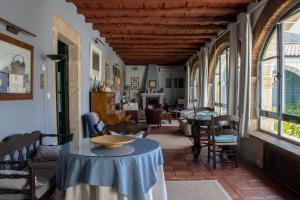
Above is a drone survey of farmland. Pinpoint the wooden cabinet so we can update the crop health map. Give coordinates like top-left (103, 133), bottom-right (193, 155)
top-left (90, 92), bottom-right (130, 125)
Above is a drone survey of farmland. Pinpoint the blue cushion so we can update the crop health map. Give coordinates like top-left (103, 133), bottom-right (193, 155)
top-left (83, 114), bottom-right (101, 137)
top-left (95, 121), bottom-right (106, 133)
top-left (211, 135), bottom-right (237, 143)
top-left (199, 125), bottom-right (208, 129)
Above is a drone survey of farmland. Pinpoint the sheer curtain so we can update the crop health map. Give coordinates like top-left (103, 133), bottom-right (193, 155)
top-left (228, 24), bottom-right (239, 115)
top-left (184, 61), bottom-right (190, 109)
top-left (238, 13), bottom-right (252, 138)
top-left (197, 48), bottom-right (209, 107)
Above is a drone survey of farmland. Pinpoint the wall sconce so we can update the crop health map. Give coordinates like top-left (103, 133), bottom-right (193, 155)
top-left (46, 54), bottom-right (65, 62)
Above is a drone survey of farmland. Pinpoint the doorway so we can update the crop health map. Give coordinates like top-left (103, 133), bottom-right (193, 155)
top-left (56, 40), bottom-right (70, 143)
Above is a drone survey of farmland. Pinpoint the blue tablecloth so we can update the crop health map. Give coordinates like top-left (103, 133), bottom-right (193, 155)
top-left (56, 138), bottom-right (164, 200)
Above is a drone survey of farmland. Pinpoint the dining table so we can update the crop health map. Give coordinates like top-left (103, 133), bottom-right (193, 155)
top-left (186, 112), bottom-right (218, 160)
top-left (56, 137), bottom-right (167, 200)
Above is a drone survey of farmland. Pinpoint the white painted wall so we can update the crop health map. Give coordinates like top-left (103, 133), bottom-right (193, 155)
top-left (158, 66), bottom-right (185, 104)
top-left (0, 0), bottom-right (124, 140)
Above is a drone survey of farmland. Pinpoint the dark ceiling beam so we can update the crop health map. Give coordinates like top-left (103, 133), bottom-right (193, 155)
top-left (106, 39), bottom-right (208, 44)
top-left (102, 33), bottom-right (215, 39)
top-left (110, 44), bottom-right (201, 49)
top-left (115, 49), bottom-right (197, 53)
top-left (86, 16), bottom-right (235, 26)
top-left (96, 25), bottom-right (223, 34)
top-left (119, 52), bottom-right (193, 55)
top-left (77, 7), bottom-right (241, 17)
top-left (68, 0), bottom-right (254, 4)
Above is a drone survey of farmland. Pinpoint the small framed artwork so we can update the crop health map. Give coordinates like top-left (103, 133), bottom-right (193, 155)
top-left (131, 77), bottom-right (139, 84)
top-left (131, 84), bottom-right (139, 90)
top-left (149, 80), bottom-right (156, 88)
top-left (0, 32), bottom-right (34, 100)
top-left (90, 43), bottom-right (102, 81)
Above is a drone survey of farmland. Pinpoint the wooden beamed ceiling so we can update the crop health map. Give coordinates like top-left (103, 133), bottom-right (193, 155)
top-left (67, 0), bottom-right (254, 65)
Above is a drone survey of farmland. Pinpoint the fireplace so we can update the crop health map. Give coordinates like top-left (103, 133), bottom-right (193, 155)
top-left (141, 93), bottom-right (164, 110)
top-left (146, 97), bottom-right (159, 106)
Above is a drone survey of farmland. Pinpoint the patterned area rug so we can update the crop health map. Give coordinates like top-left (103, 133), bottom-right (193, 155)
top-left (166, 180), bottom-right (232, 200)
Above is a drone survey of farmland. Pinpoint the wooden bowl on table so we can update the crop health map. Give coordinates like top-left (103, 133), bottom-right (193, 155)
top-left (90, 135), bottom-right (135, 149)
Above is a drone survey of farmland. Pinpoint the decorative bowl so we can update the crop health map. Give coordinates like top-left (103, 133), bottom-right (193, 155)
top-left (90, 135), bottom-right (135, 149)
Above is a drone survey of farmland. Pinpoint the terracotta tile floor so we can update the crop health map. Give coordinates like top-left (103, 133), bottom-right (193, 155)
top-left (151, 126), bottom-right (299, 200)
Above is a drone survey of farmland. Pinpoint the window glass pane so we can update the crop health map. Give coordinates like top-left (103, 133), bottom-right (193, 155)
top-left (260, 116), bottom-right (278, 134)
top-left (281, 121), bottom-right (300, 142)
top-left (261, 58), bottom-right (278, 112)
top-left (214, 60), bottom-right (220, 104)
top-left (215, 106), bottom-right (221, 114)
top-left (283, 11), bottom-right (300, 116)
top-left (220, 49), bottom-right (228, 114)
top-left (262, 31), bottom-right (277, 59)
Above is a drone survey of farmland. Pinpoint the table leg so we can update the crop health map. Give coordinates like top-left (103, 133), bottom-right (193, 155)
top-left (193, 125), bottom-right (201, 160)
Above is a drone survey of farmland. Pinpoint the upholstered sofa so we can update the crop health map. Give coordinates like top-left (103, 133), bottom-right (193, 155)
top-left (0, 131), bottom-right (72, 200)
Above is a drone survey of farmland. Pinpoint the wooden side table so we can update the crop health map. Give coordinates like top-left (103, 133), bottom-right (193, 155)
top-left (161, 112), bottom-right (172, 124)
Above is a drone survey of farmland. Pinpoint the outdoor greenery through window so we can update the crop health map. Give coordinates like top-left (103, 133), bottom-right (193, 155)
top-left (213, 48), bottom-right (229, 114)
top-left (259, 7), bottom-right (300, 143)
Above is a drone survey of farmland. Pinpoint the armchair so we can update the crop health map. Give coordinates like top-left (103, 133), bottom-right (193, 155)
top-left (145, 108), bottom-right (162, 128)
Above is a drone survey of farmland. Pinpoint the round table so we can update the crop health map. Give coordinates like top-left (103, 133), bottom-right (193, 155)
top-left (56, 138), bottom-right (167, 200)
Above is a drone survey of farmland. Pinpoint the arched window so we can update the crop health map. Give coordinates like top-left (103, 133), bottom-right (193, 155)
top-left (190, 64), bottom-right (199, 107)
top-left (213, 47), bottom-right (229, 114)
top-left (259, 6), bottom-right (300, 143)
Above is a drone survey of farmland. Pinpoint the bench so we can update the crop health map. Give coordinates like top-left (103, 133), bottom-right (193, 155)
top-left (0, 131), bottom-right (72, 200)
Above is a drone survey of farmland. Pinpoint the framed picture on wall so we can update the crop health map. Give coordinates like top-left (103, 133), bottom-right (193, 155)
top-left (131, 77), bottom-right (139, 84)
top-left (90, 43), bottom-right (102, 81)
top-left (149, 80), bottom-right (156, 88)
top-left (131, 84), bottom-right (139, 90)
top-left (0, 32), bottom-right (33, 100)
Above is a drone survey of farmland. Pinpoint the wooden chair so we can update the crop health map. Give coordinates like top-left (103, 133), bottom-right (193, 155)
top-left (191, 107), bottom-right (215, 160)
top-left (208, 115), bottom-right (240, 169)
top-left (145, 108), bottom-right (162, 128)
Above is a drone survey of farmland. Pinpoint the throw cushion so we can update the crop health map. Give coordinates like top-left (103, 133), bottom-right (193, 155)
top-left (88, 112), bottom-right (100, 125)
top-left (147, 105), bottom-right (154, 109)
top-left (0, 170), bottom-right (44, 190)
top-left (0, 170), bottom-right (28, 190)
top-left (211, 135), bottom-right (238, 143)
top-left (34, 145), bottom-right (61, 162)
top-left (94, 121), bottom-right (106, 133)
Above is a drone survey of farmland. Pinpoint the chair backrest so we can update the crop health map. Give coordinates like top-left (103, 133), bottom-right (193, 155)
top-left (194, 107), bottom-right (214, 115)
top-left (0, 131), bottom-right (42, 162)
top-left (145, 108), bottom-right (162, 124)
top-left (212, 115), bottom-right (240, 137)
